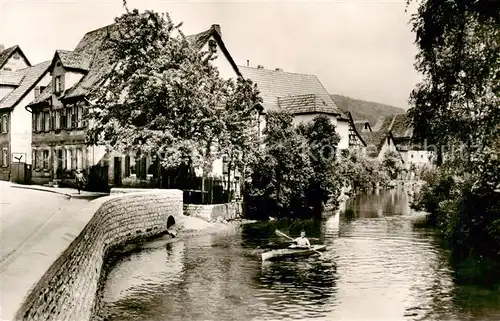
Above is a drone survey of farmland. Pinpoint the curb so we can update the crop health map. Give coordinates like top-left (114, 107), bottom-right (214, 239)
top-left (9, 184), bottom-right (108, 200)
top-left (10, 184), bottom-right (72, 198)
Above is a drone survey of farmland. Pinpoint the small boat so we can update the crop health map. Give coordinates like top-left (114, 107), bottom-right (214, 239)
top-left (261, 245), bottom-right (327, 261)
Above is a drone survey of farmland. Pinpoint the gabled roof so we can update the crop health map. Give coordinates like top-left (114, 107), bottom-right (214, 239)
top-left (361, 130), bottom-right (394, 157)
top-left (390, 113), bottom-right (413, 138)
top-left (30, 23), bottom-right (239, 107)
top-left (52, 50), bottom-right (92, 71)
top-left (185, 24), bottom-right (241, 78)
top-left (238, 66), bottom-right (343, 117)
top-left (0, 61), bottom-right (50, 110)
top-left (0, 45), bottom-right (31, 70)
top-left (0, 69), bottom-right (29, 86)
top-left (353, 119), bottom-right (371, 134)
top-left (347, 112), bottom-right (367, 147)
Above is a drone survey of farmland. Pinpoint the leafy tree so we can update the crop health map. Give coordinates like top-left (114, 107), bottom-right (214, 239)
top-left (382, 150), bottom-right (403, 180)
top-left (218, 78), bottom-right (262, 195)
top-left (86, 9), bottom-right (230, 174)
top-left (407, 0), bottom-right (500, 283)
top-left (407, 0), bottom-right (499, 162)
top-left (246, 110), bottom-right (314, 219)
top-left (297, 115), bottom-right (342, 212)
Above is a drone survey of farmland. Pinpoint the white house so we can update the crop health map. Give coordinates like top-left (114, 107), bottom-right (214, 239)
top-left (0, 45), bottom-right (51, 181)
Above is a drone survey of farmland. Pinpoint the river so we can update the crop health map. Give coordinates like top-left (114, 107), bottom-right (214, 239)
top-left (98, 188), bottom-right (500, 321)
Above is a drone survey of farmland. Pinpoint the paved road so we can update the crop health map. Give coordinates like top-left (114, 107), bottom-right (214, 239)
top-left (0, 182), bottom-right (89, 267)
top-left (1, 181), bottom-right (94, 320)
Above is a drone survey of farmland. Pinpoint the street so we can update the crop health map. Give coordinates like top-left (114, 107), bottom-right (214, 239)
top-left (0, 182), bottom-right (89, 268)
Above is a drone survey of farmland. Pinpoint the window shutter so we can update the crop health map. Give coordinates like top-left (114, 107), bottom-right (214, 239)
top-left (0, 116), bottom-right (3, 133)
top-left (71, 114), bottom-right (76, 128)
top-left (34, 86), bottom-right (40, 99)
top-left (6, 114), bottom-right (9, 133)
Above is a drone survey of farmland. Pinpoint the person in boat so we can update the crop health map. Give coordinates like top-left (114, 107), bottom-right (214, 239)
top-left (292, 230), bottom-right (311, 248)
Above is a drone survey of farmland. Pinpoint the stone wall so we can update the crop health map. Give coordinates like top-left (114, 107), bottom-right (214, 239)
top-left (14, 190), bottom-right (183, 321)
top-left (184, 202), bottom-right (242, 222)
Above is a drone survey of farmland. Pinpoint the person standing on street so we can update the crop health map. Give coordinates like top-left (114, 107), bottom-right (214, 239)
top-left (75, 169), bottom-right (86, 194)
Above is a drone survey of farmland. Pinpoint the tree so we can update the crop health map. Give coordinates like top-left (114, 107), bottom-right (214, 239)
top-left (86, 9), bottom-right (230, 175)
top-left (382, 150), bottom-right (403, 180)
top-left (218, 78), bottom-right (262, 197)
top-left (246, 110), bottom-right (314, 219)
top-left (297, 115), bottom-right (342, 212)
top-left (407, 0), bottom-right (499, 162)
top-left (407, 0), bottom-right (500, 282)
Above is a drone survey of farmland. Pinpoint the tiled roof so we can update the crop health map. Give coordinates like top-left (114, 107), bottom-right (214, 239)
top-left (361, 130), bottom-right (390, 156)
top-left (238, 66), bottom-right (343, 116)
top-left (55, 50), bottom-right (92, 71)
top-left (0, 69), bottom-right (28, 86)
top-left (0, 46), bottom-right (18, 69)
top-left (0, 45), bottom-right (31, 69)
top-left (30, 23), bottom-right (237, 106)
top-left (390, 113), bottom-right (413, 138)
top-left (277, 94), bottom-right (333, 114)
top-left (0, 61), bottom-right (50, 110)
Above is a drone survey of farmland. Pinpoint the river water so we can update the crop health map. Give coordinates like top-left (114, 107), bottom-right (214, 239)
top-left (98, 188), bottom-right (500, 321)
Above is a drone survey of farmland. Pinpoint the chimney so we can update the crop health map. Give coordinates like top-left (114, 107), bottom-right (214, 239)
top-left (275, 68), bottom-right (283, 72)
top-left (247, 60), bottom-right (249, 67)
top-left (212, 24), bottom-right (221, 36)
top-left (257, 65), bottom-right (264, 69)
top-left (0, 44), bottom-right (4, 53)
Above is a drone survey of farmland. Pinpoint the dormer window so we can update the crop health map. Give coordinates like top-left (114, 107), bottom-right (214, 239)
top-left (208, 39), bottom-right (217, 54)
top-left (54, 76), bottom-right (63, 93)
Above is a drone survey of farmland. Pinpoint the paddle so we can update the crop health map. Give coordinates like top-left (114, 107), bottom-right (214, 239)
top-left (275, 230), bottom-right (324, 258)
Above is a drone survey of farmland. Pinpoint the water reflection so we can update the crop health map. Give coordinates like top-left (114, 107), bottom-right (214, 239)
top-left (99, 188), bottom-right (500, 321)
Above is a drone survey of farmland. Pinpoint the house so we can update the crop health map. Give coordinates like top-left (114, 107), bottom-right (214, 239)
top-left (359, 116), bottom-right (398, 160)
top-left (387, 113), bottom-right (434, 168)
top-left (26, 23), bottom-right (249, 195)
top-left (237, 66), bottom-right (365, 152)
top-left (0, 45), bottom-right (31, 72)
top-left (0, 45), bottom-right (51, 181)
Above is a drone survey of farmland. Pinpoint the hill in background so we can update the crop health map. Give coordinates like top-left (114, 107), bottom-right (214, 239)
top-left (331, 94), bottom-right (406, 125)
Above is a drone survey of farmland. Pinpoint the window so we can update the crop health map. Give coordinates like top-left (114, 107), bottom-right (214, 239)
top-left (3, 67), bottom-right (12, 71)
top-left (208, 39), bottom-right (217, 53)
top-left (387, 137), bottom-right (391, 145)
top-left (1, 148), bottom-right (8, 167)
top-left (1, 114), bottom-right (8, 133)
top-left (76, 148), bottom-right (83, 170)
top-left (66, 108), bottom-right (72, 129)
top-left (71, 149), bottom-right (76, 170)
top-left (42, 150), bottom-right (49, 169)
top-left (411, 154), bottom-right (414, 159)
top-left (66, 149), bottom-right (72, 169)
top-left (44, 111), bottom-right (50, 131)
top-left (13, 52), bottom-right (20, 60)
top-left (129, 156), bottom-right (136, 176)
top-left (55, 76), bottom-right (62, 93)
top-left (32, 150), bottom-right (36, 166)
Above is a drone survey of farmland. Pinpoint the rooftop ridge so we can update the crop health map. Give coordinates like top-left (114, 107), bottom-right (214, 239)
top-left (237, 65), bottom-right (319, 78)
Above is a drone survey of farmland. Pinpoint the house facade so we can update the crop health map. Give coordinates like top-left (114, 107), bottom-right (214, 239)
top-left (26, 23), bottom-right (248, 195)
top-left (0, 45), bottom-right (51, 181)
top-left (237, 66), bottom-right (363, 154)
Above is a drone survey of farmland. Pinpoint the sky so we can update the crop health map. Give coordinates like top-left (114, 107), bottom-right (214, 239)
top-left (0, 0), bottom-right (422, 109)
